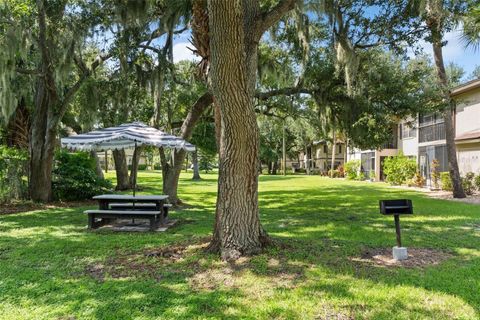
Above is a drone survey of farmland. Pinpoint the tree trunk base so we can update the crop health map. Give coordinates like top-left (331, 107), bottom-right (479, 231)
top-left (205, 229), bottom-right (273, 261)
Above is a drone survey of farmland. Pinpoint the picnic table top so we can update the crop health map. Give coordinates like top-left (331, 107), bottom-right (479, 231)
top-left (92, 194), bottom-right (169, 201)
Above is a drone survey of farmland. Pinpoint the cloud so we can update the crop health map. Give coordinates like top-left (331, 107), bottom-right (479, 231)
top-left (172, 42), bottom-right (200, 63)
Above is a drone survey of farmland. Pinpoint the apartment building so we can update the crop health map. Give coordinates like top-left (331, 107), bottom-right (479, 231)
top-left (348, 78), bottom-right (480, 182)
top-left (297, 140), bottom-right (346, 173)
top-left (347, 128), bottom-right (399, 180)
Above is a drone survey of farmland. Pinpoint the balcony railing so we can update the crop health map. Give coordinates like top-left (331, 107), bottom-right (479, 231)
top-left (419, 123), bottom-right (446, 143)
top-left (382, 140), bottom-right (398, 149)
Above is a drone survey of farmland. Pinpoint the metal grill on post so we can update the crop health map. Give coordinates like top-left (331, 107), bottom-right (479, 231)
top-left (379, 199), bottom-right (413, 260)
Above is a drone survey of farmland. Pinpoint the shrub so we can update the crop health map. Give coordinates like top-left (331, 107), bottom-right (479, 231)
top-left (412, 171), bottom-right (426, 188)
top-left (369, 171), bottom-right (376, 181)
top-left (383, 152), bottom-right (417, 185)
top-left (328, 169), bottom-right (340, 178)
top-left (138, 164), bottom-right (147, 171)
top-left (344, 160), bottom-right (360, 180)
top-left (440, 172), bottom-right (452, 191)
top-left (359, 172), bottom-right (368, 181)
top-left (462, 172), bottom-right (475, 196)
top-left (431, 159), bottom-right (441, 189)
top-left (53, 151), bottom-right (112, 201)
top-left (0, 146), bottom-right (28, 203)
top-left (337, 164), bottom-right (345, 178)
top-left (475, 174), bottom-right (480, 191)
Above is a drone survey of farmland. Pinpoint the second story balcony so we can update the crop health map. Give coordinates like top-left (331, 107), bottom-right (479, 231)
top-left (419, 122), bottom-right (446, 143)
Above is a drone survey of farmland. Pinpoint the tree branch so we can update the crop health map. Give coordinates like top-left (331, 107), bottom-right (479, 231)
top-left (180, 92), bottom-right (213, 140)
top-left (255, 0), bottom-right (298, 41)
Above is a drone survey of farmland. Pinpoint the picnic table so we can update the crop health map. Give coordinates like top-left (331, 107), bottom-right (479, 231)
top-left (85, 194), bottom-right (170, 231)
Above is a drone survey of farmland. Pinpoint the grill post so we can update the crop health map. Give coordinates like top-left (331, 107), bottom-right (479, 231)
top-left (394, 214), bottom-right (401, 247)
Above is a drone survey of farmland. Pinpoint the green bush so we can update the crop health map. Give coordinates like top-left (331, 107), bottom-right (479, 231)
top-left (354, 171), bottom-right (367, 181)
top-left (462, 172), bottom-right (475, 196)
top-left (138, 164), bottom-right (147, 170)
top-left (53, 151), bottom-right (112, 201)
top-left (383, 152), bottom-right (417, 185)
top-left (440, 172), bottom-right (452, 191)
top-left (475, 174), bottom-right (480, 191)
top-left (344, 160), bottom-right (360, 180)
top-left (0, 146), bottom-right (28, 203)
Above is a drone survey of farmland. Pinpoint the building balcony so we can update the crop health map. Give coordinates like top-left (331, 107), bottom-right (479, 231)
top-left (419, 123), bottom-right (446, 143)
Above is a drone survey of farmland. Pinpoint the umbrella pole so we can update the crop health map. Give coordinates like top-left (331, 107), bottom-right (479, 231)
top-left (133, 141), bottom-right (137, 198)
top-left (132, 142), bottom-right (137, 225)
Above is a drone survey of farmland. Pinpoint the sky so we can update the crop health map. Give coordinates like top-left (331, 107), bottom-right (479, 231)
top-left (171, 27), bottom-right (480, 81)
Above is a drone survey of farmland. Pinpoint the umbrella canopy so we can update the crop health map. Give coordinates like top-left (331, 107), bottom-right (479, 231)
top-left (61, 122), bottom-right (195, 152)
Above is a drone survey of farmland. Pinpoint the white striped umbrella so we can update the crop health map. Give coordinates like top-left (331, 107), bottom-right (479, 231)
top-left (60, 122), bottom-right (195, 196)
top-left (61, 122), bottom-right (195, 152)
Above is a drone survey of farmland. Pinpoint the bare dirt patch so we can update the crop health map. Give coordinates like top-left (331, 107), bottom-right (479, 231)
top-left (351, 248), bottom-right (452, 268)
top-left (84, 237), bottom-right (210, 282)
top-left (1, 200), bottom-right (96, 215)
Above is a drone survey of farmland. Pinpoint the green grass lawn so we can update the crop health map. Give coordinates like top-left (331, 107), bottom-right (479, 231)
top-left (1, 172), bottom-right (480, 319)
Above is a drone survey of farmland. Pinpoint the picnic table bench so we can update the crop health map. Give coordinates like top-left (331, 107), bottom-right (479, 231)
top-left (86, 195), bottom-right (170, 231)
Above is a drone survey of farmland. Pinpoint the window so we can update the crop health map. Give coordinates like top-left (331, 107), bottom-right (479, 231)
top-left (419, 113), bottom-right (444, 127)
top-left (323, 145), bottom-right (328, 154)
top-left (419, 144), bottom-right (448, 179)
top-left (361, 152), bottom-right (375, 177)
top-left (401, 123), bottom-right (417, 139)
top-left (338, 145), bottom-right (342, 154)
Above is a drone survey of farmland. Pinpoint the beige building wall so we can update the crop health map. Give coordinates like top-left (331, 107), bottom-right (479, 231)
top-left (455, 87), bottom-right (480, 137)
top-left (453, 83), bottom-right (480, 175)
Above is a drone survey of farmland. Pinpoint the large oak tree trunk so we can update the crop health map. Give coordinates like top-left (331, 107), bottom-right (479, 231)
top-left (29, 64), bottom-right (57, 202)
top-left (112, 149), bottom-right (130, 190)
top-left (207, 1), bottom-right (268, 259)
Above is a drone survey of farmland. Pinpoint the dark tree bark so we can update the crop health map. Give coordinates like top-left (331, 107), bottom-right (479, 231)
top-left (426, 7), bottom-right (466, 198)
top-left (192, 149), bottom-right (201, 180)
top-left (206, 0), bottom-right (296, 260)
top-left (161, 92), bottom-right (213, 204)
top-left (129, 146), bottom-right (143, 188)
top-left (112, 149), bottom-right (130, 190)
